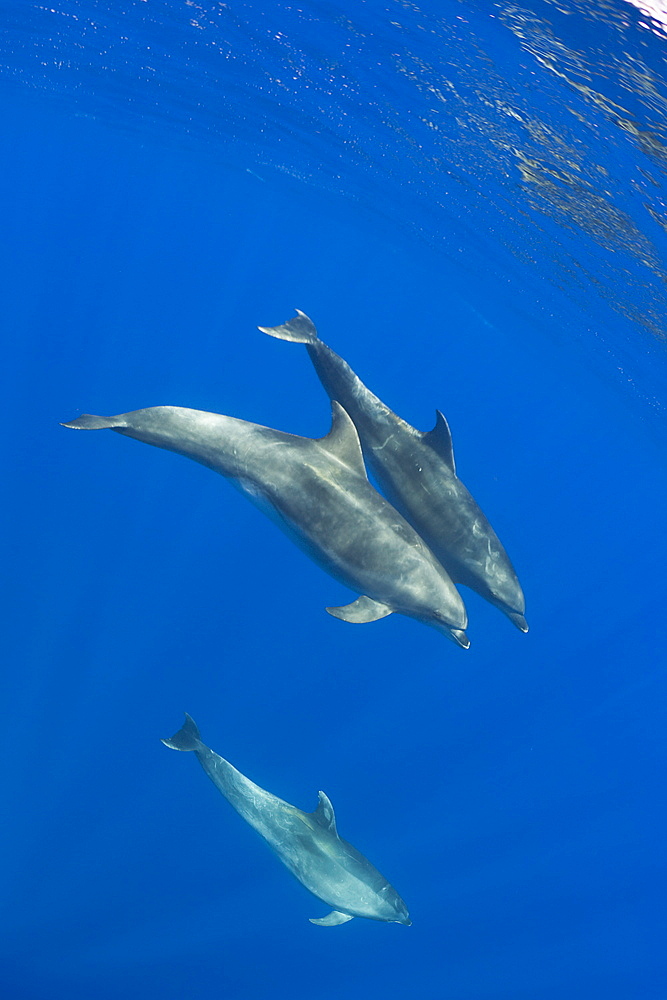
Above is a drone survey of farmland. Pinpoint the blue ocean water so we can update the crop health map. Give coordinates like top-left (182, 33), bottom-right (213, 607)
top-left (1, 1), bottom-right (666, 997)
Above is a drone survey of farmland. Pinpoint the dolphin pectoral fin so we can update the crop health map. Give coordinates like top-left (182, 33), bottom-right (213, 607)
top-left (508, 612), bottom-right (529, 633)
top-left (258, 309), bottom-right (319, 344)
top-left (61, 413), bottom-right (129, 430)
top-left (422, 409), bottom-right (456, 473)
top-left (318, 402), bottom-right (368, 479)
top-left (309, 910), bottom-right (354, 927)
top-left (326, 596), bottom-right (393, 624)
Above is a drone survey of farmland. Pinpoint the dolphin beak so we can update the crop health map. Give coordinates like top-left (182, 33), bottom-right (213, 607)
top-left (430, 618), bottom-right (471, 648)
top-left (508, 611), bottom-right (529, 633)
top-left (450, 628), bottom-right (470, 649)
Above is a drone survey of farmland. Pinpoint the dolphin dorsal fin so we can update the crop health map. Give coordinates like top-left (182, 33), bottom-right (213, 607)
top-left (312, 790), bottom-right (338, 834)
top-left (317, 402), bottom-right (367, 479)
top-left (422, 409), bottom-right (456, 474)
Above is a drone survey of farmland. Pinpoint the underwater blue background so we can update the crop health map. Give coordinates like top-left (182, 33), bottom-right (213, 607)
top-left (1, 1), bottom-right (666, 997)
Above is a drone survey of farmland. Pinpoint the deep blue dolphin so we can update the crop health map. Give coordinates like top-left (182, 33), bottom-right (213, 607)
top-left (259, 311), bottom-right (527, 632)
top-left (162, 714), bottom-right (411, 927)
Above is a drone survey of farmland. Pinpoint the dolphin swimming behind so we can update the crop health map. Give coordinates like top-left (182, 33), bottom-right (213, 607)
top-left (62, 400), bottom-right (469, 646)
top-left (162, 714), bottom-right (411, 927)
top-left (259, 311), bottom-right (528, 632)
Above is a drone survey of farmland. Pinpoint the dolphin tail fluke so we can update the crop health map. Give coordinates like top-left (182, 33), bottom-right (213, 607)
top-left (258, 309), bottom-right (319, 344)
top-left (161, 713), bottom-right (202, 751)
top-left (309, 910), bottom-right (354, 927)
top-left (60, 413), bottom-right (129, 430)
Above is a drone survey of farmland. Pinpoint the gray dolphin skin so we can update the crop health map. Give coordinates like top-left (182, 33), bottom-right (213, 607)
top-left (162, 714), bottom-right (411, 927)
top-left (62, 401), bottom-right (469, 646)
top-left (259, 311), bottom-right (527, 632)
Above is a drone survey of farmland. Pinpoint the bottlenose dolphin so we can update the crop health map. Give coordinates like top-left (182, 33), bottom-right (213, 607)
top-left (162, 714), bottom-right (411, 927)
top-left (62, 401), bottom-right (469, 646)
top-left (259, 311), bottom-right (528, 632)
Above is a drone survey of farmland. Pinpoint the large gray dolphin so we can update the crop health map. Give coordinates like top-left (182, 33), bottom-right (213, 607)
top-left (62, 401), bottom-right (469, 646)
top-left (162, 714), bottom-right (411, 927)
top-left (259, 311), bottom-right (527, 632)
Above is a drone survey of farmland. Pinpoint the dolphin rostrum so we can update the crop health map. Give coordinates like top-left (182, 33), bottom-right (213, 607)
top-left (62, 401), bottom-right (469, 646)
top-left (259, 311), bottom-right (527, 632)
top-left (162, 714), bottom-right (411, 927)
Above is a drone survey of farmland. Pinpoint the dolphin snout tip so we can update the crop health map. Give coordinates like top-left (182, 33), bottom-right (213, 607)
top-left (508, 612), bottom-right (529, 633)
top-left (451, 628), bottom-right (470, 650)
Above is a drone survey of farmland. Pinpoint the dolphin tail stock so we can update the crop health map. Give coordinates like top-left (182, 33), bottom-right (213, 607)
top-left (258, 309), bottom-right (319, 345)
top-left (60, 413), bottom-right (129, 430)
top-left (161, 713), bottom-right (203, 752)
